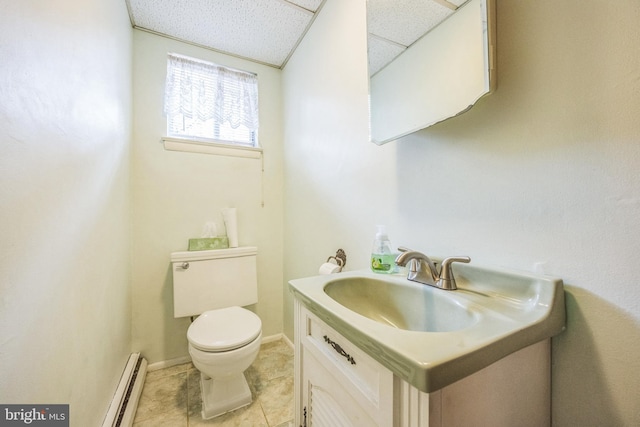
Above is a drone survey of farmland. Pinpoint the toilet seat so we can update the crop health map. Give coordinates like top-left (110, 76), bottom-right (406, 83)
top-left (188, 306), bottom-right (262, 352)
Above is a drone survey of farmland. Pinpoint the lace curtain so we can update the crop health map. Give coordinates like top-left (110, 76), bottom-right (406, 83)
top-left (164, 54), bottom-right (259, 132)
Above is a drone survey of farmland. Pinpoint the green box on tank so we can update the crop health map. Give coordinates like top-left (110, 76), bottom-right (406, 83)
top-left (188, 237), bottom-right (229, 251)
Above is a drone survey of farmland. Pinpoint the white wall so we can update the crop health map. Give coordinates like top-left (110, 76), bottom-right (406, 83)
top-left (0, 1), bottom-right (132, 425)
top-left (131, 30), bottom-right (284, 363)
top-left (282, 0), bottom-right (640, 425)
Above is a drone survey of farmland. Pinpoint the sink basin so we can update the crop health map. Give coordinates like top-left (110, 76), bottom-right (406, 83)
top-left (289, 264), bottom-right (565, 393)
top-left (324, 277), bottom-right (479, 332)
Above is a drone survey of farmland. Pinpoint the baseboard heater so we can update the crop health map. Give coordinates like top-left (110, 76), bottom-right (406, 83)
top-left (102, 353), bottom-right (148, 427)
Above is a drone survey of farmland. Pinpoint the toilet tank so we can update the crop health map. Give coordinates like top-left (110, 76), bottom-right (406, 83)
top-left (171, 246), bottom-right (258, 318)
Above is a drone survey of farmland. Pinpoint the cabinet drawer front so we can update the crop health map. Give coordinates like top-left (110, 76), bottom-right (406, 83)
top-left (301, 306), bottom-right (393, 421)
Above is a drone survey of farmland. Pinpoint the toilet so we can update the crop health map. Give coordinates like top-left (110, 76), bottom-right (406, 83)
top-left (171, 246), bottom-right (261, 419)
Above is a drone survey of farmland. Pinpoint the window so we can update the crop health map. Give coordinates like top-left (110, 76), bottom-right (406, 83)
top-left (164, 53), bottom-right (259, 148)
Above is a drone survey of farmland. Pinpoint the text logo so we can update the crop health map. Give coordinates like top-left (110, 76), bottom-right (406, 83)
top-left (0, 405), bottom-right (69, 426)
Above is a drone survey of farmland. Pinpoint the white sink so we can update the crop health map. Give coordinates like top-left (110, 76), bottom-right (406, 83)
top-left (289, 263), bottom-right (565, 392)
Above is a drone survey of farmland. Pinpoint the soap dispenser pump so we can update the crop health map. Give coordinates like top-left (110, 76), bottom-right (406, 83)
top-left (371, 225), bottom-right (395, 274)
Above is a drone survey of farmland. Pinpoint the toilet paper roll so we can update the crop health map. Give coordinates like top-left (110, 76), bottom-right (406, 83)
top-left (222, 208), bottom-right (238, 248)
top-left (319, 262), bottom-right (341, 275)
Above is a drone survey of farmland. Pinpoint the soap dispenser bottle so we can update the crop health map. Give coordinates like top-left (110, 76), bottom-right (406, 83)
top-left (371, 225), bottom-right (395, 274)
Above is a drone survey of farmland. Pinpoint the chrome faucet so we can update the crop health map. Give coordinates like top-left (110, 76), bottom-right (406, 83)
top-left (395, 247), bottom-right (470, 290)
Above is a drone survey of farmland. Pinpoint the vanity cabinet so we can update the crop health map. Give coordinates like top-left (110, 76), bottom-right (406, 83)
top-left (294, 298), bottom-right (551, 427)
top-left (297, 302), bottom-right (394, 426)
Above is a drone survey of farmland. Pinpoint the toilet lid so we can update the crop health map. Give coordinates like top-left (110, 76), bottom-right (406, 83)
top-left (187, 306), bottom-right (262, 352)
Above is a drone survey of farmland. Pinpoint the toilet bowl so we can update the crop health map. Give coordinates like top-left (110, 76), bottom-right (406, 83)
top-left (187, 306), bottom-right (262, 419)
top-left (171, 247), bottom-right (261, 420)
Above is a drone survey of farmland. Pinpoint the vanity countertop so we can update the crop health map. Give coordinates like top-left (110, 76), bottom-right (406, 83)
top-left (289, 266), bottom-right (565, 393)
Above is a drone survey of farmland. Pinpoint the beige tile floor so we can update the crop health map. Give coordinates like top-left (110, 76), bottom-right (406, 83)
top-left (133, 339), bottom-right (294, 427)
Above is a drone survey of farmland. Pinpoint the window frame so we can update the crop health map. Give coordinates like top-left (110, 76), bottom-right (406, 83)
top-left (161, 135), bottom-right (262, 159)
top-left (163, 53), bottom-right (261, 156)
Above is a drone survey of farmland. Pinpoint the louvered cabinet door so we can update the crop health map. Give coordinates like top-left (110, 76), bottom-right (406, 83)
top-left (295, 303), bottom-right (394, 427)
top-left (300, 346), bottom-right (377, 427)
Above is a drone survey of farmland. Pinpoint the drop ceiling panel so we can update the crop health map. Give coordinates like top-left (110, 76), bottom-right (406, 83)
top-left (368, 35), bottom-right (405, 76)
top-left (128, 0), bottom-right (315, 67)
top-left (367, 0), bottom-right (454, 47)
top-left (128, 0), bottom-right (467, 71)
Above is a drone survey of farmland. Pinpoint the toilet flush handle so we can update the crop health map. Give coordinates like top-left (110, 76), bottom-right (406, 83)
top-left (178, 262), bottom-right (189, 270)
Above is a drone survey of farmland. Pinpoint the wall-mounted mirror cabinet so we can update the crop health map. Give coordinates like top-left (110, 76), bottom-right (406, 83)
top-left (368, 0), bottom-right (496, 145)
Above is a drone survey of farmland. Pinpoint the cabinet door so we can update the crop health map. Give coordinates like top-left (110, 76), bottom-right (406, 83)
top-left (301, 346), bottom-right (378, 427)
top-left (294, 300), bottom-right (393, 427)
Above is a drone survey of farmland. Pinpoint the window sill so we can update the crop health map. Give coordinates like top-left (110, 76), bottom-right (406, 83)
top-left (162, 136), bottom-right (262, 159)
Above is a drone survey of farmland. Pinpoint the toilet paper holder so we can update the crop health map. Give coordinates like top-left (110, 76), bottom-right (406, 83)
top-left (327, 249), bottom-right (347, 268)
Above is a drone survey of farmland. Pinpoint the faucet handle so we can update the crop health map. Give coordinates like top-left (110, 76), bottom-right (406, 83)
top-left (438, 256), bottom-right (470, 290)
